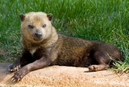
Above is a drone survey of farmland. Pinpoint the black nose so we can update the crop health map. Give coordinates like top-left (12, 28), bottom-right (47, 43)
top-left (35, 30), bottom-right (42, 37)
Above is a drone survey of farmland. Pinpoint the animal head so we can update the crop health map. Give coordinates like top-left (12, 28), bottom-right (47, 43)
top-left (20, 12), bottom-right (53, 43)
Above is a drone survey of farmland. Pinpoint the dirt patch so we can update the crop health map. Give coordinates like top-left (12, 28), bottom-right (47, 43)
top-left (0, 63), bottom-right (129, 87)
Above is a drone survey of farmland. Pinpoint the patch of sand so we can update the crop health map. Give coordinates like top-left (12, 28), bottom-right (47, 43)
top-left (0, 63), bottom-right (129, 87)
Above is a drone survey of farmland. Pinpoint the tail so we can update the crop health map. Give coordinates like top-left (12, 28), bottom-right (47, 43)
top-left (107, 50), bottom-right (124, 67)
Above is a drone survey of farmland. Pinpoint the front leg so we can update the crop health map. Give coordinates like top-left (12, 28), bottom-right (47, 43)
top-left (8, 49), bottom-right (32, 72)
top-left (8, 58), bottom-right (21, 72)
top-left (11, 57), bottom-right (51, 82)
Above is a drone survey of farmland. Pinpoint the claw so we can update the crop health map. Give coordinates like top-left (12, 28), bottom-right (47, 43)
top-left (11, 78), bottom-right (16, 82)
top-left (19, 65), bottom-right (21, 69)
top-left (13, 79), bottom-right (16, 82)
top-left (10, 69), bottom-right (13, 72)
top-left (16, 67), bottom-right (18, 71)
top-left (14, 67), bottom-right (17, 70)
top-left (8, 67), bottom-right (12, 72)
top-left (20, 75), bottom-right (23, 78)
top-left (18, 78), bottom-right (21, 81)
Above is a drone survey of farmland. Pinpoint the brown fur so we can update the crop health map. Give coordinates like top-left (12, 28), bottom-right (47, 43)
top-left (8, 12), bottom-right (123, 82)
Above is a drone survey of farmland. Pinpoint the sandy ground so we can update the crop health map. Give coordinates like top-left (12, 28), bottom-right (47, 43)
top-left (0, 63), bottom-right (129, 87)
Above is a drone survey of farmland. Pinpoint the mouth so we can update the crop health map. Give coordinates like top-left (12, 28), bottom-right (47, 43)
top-left (33, 36), bottom-right (43, 42)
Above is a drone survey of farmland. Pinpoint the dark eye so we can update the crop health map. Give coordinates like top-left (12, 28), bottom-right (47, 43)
top-left (42, 24), bottom-right (46, 28)
top-left (28, 25), bottom-right (34, 29)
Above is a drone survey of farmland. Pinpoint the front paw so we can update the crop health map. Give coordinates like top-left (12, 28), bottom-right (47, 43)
top-left (8, 63), bottom-right (21, 72)
top-left (11, 68), bottom-right (29, 82)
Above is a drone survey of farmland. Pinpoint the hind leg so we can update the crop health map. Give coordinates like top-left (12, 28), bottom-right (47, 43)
top-left (88, 51), bottom-right (110, 71)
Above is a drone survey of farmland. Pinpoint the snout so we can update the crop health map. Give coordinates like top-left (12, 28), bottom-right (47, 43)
top-left (35, 30), bottom-right (42, 38)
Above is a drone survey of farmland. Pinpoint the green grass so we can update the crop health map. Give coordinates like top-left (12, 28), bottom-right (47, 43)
top-left (0, 0), bottom-right (129, 72)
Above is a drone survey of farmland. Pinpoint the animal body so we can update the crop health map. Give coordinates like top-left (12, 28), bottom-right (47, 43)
top-left (8, 12), bottom-right (123, 82)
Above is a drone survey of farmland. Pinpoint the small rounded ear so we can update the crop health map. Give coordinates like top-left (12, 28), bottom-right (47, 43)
top-left (19, 14), bottom-right (25, 21)
top-left (47, 14), bottom-right (53, 21)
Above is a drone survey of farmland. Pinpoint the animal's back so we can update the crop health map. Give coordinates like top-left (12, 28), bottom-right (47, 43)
top-left (52, 34), bottom-right (123, 67)
top-left (52, 34), bottom-right (93, 66)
